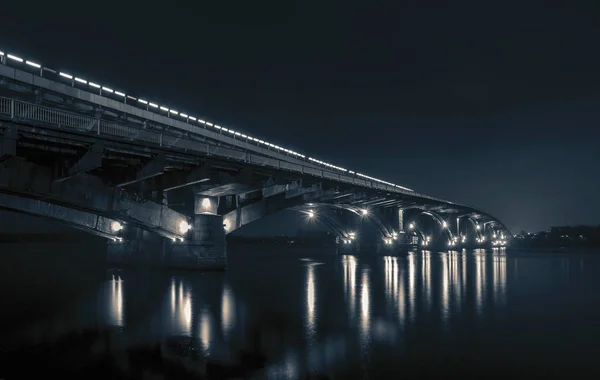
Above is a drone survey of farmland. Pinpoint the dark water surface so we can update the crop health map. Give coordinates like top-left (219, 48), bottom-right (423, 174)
top-left (1, 244), bottom-right (600, 379)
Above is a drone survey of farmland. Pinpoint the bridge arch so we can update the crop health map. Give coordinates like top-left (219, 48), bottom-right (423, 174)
top-left (456, 213), bottom-right (485, 241)
top-left (295, 207), bottom-right (349, 239)
top-left (325, 204), bottom-right (393, 238)
top-left (224, 198), bottom-right (395, 246)
top-left (295, 203), bottom-right (393, 241)
top-left (0, 192), bottom-right (123, 240)
top-left (404, 209), bottom-right (456, 245)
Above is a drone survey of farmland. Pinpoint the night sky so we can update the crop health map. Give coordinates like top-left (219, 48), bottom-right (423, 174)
top-left (2, 1), bottom-right (600, 234)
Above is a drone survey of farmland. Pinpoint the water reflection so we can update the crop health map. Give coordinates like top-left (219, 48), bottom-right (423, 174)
top-left (342, 255), bottom-right (357, 323)
top-left (168, 277), bottom-right (192, 336)
top-left (221, 283), bottom-right (236, 341)
top-left (408, 251), bottom-right (417, 322)
top-left (493, 254), bottom-right (507, 306)
top-left (474, 249), bottom-right (486, 317)
top-left (105, 274), bottom-right (124, 327)
top-left (384, 256), bottom-right (406, 328)
top-left (306, 263), bottom-right (317, 342)
top-left (422, 250), bottom-right (432, 312)
top-left (10, 247), bottom-right (551, 378)
top-left (198, 308), bottom-right (213, 355)
top-left (450, 251), bottom-right (462, 313)
top-left (359, 268), bottom-right (371, 350)
top-left (441, 253), bottom-right (450, 322)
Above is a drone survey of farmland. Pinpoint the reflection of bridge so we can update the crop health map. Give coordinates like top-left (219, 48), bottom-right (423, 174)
top-left (0, 49), bottom-right (509, 269)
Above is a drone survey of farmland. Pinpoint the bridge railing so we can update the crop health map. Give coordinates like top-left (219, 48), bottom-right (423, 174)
top-left (0, 95), bottom-right (453, 204)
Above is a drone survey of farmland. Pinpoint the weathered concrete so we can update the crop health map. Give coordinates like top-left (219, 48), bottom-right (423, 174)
top-left (0, 156), bottom-right (190, 239)
top-left (223, 184), bottom-right (324, 234)
top-left (171, 214), bottom-right (227, 270)
top-left (117, 153), bottom-right (166, 187)
top-left (66, 142), bottom-right (104, 177)
top-left (0, 192), bottom-right (121, 239)
top-left (0, 125), bottom-right (17, 159)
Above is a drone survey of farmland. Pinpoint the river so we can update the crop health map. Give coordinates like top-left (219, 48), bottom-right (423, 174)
top-left (1, 244), bottom-right (600, 378)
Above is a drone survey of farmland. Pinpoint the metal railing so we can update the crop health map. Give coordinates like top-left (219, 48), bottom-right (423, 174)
top-left (0, 95), bottom-right (456, 204)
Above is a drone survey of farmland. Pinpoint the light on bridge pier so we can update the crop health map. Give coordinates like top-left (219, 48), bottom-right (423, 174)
top-left (178, 220), bottom-right (192, 234)
top-left (111, 221), bottom-right (124, 232)
top-left (408, 223), bottom-right (415, 230)
top-left (361, 208), bottom-right (369, 216)
top-left (442, 221), bottom-right (448, 228)
top-left (308, 210), bottom-right (315, 219)
top-left (342, 231), bottom-right (356, 244)
top-left (492, 239), bottom-right (507, 247)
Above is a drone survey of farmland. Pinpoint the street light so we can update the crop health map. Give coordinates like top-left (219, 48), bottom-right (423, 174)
top-left (361, 209), bottom-right (368, 216)
top-left (408, 223), bottom-right (414, 230)
top-left (308, 210), bottom-right (315, 219)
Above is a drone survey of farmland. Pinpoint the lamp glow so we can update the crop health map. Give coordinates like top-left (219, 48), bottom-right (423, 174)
top-left (111, 221), bottom-right (123, 232)
top-left (178, 220), bottom-right (192, 234)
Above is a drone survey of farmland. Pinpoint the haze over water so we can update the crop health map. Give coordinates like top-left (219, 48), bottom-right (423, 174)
top-left (1, 245), bottom-right (600, 378)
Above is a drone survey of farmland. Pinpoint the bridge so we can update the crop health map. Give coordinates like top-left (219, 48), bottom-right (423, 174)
top-left (0, 49), bottom-right (510, 269)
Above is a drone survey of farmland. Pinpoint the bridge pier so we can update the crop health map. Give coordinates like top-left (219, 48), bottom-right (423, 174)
top-left (170, 195), bottom-right (227, 270)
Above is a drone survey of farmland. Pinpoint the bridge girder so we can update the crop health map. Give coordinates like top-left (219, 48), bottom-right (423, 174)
top-left (0, 156), bottom-right (189, 240)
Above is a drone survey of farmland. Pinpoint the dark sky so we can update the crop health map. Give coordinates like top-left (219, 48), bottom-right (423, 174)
top-left (2, 1), bottom-right (600, 233)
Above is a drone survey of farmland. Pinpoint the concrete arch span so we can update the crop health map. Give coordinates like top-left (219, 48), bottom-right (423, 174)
top-left (404, 209), bottom-right (456, 243)
top-left (0, 192), bottom-right (123, 240)
top-left (297, 203), bottom-right (393, 239)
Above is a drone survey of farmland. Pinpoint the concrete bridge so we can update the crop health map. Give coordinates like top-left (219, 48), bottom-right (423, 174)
top-left (0, 49), bottom-right (510, 269)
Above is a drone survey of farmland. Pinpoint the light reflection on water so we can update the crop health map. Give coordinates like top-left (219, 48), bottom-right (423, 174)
top-left (305, 263), bottom-right (317, 343)
top-left (105, 274), bottom-right (124, 327)
top-left (5, 249), bottom-right (600, 378)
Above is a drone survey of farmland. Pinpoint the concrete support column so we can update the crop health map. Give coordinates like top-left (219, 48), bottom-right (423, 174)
top-left (398, 208), bottom-right (404, 233)
top-left (376, 206), bottom-right (409, 254)
top-left (170, 194), bottom-right (227, 270)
